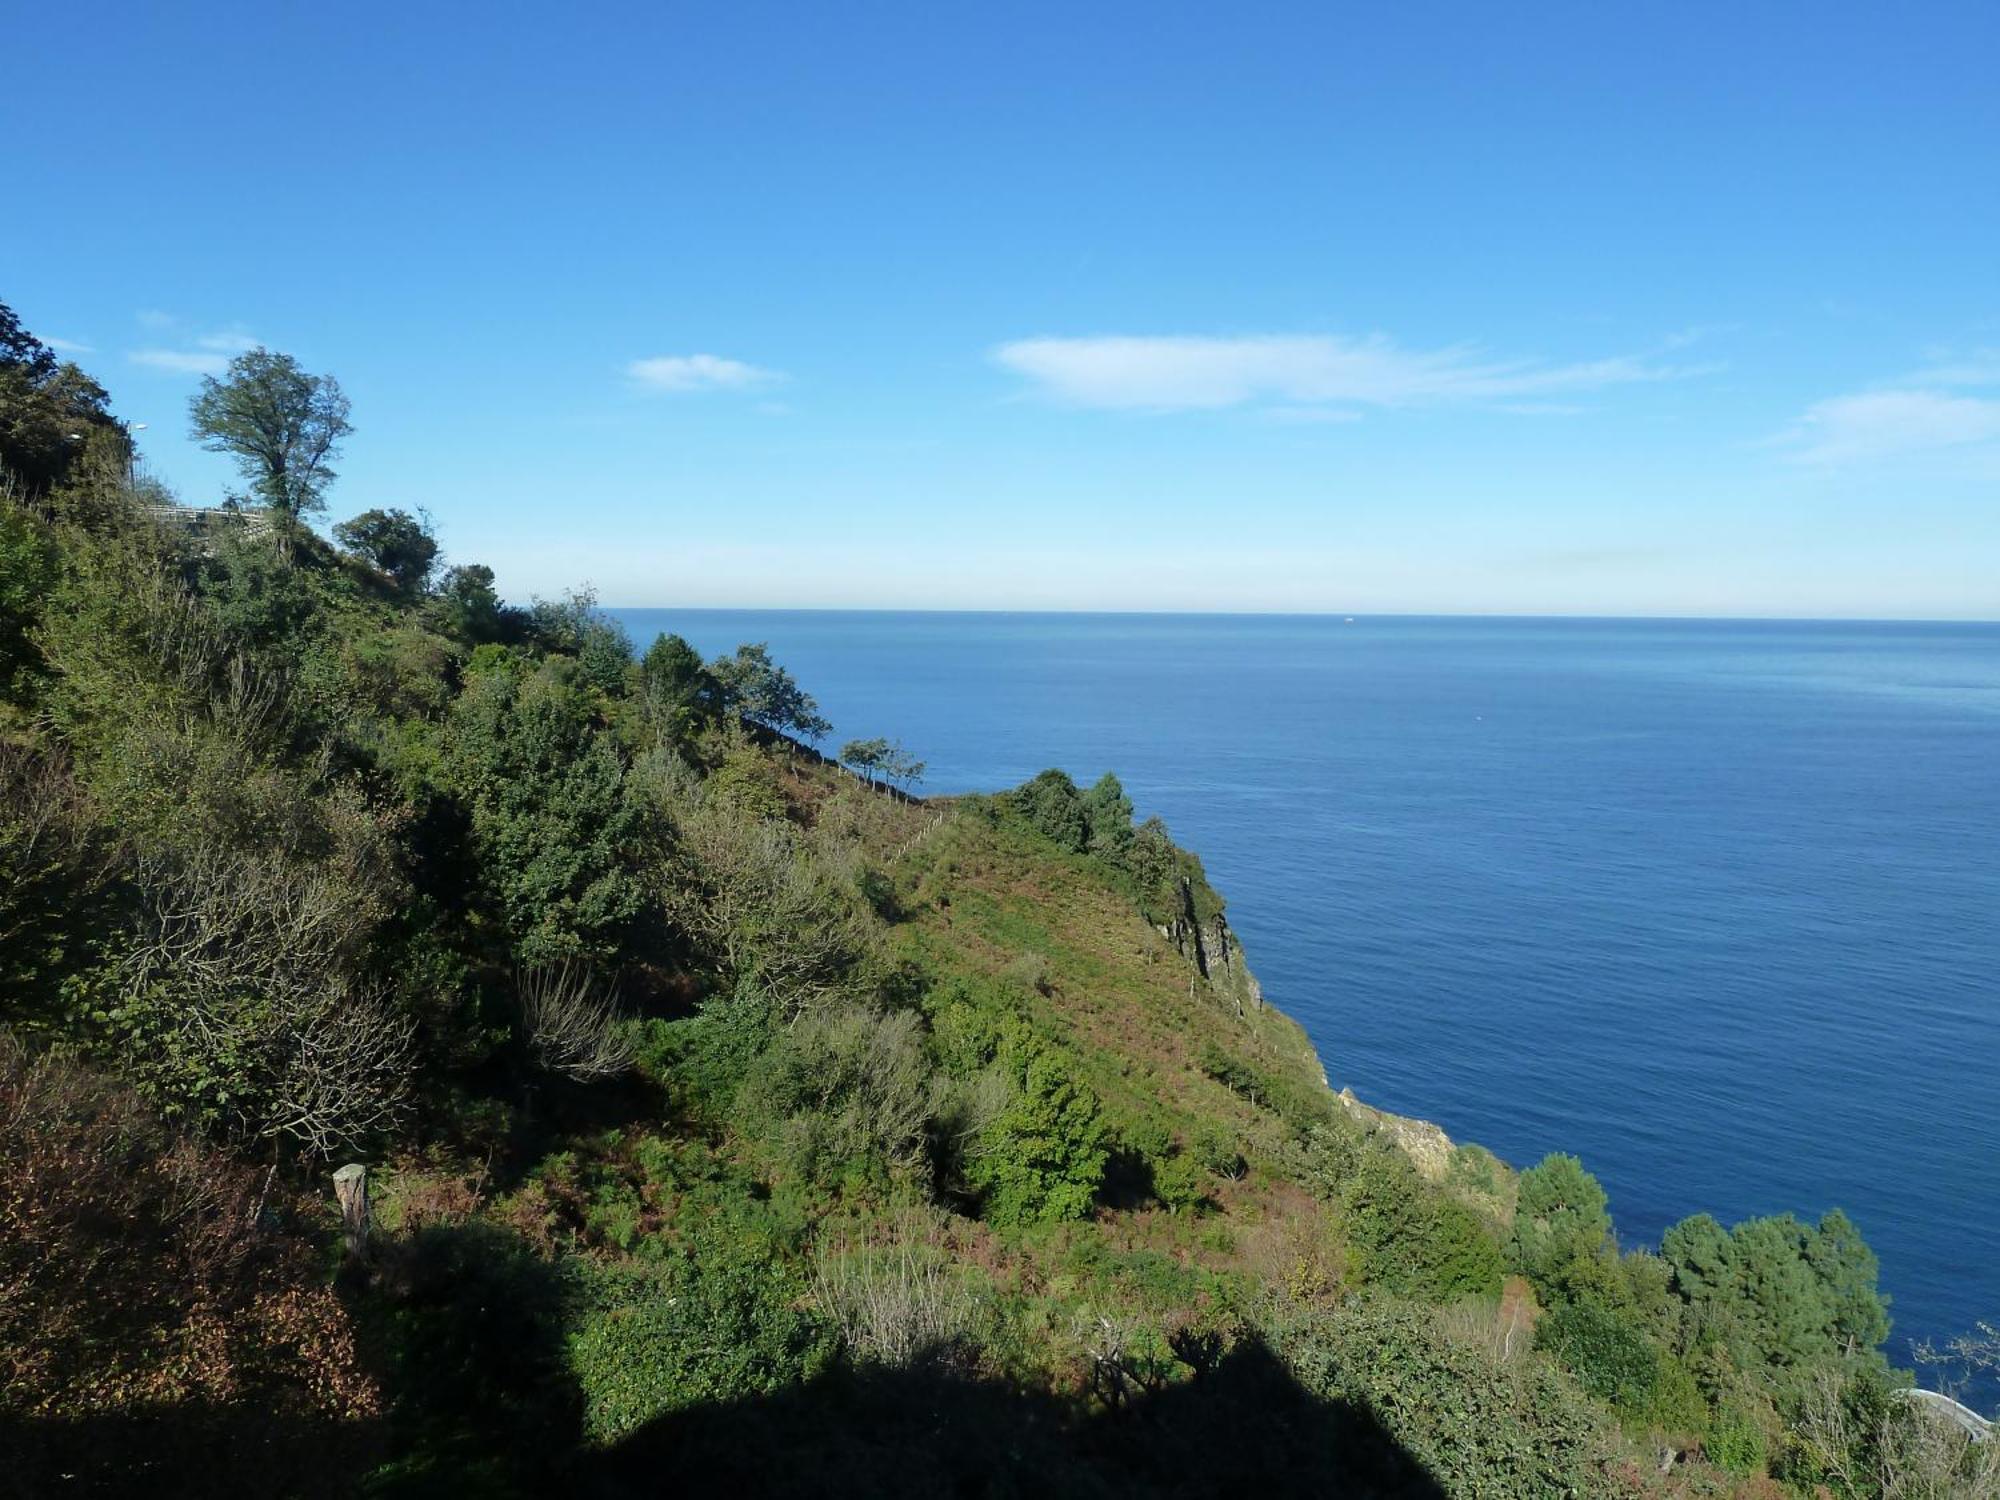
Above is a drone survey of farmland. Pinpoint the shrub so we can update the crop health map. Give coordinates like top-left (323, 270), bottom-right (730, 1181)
top-left (627, 982), bottom-right (778, 1124)
top-left (1342, 1147), bottom-right (1503, 1301)
top-left (1192, 1123), bottom-right (1246, 1180)
top-left (1536, 1300), bottom-right (1662, 1413)
top-left (0, 1034), bottom-right (378, 1471)
top-left (1272, 1296), bottom-right (1609, 1498)
top-left (516, 961), bottom-right (631, 1082)
top-left (745, 1004), bottom-right (939, 1187)
top-left (1149, 1150), bottom-right (1209, 1213)
top-left (568, 1250), bottom-right (835, 1443)
top-left (965, 1046), bottom-right (1108, 1227)
top-left (811, 1209), bottom-right (979, 1368)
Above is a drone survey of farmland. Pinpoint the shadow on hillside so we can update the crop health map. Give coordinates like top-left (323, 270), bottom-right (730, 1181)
top-left (590, 1335), bottom-right (1447, 1500)
top-left (2, 1234), bottom-right (1447, 1499)
top-left (0, 1408), bottom-right (379, 1500)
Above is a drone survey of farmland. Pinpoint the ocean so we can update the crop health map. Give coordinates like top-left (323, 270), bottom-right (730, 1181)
top-left (606, 608), bottom-right (2000, 1402)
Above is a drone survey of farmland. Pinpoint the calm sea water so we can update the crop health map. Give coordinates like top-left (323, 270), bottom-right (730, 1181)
top-left (608, 609), bottom-right (2000, 1403)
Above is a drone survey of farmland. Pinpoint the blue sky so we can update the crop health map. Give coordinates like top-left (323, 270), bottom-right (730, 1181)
top-left (7, 0), bottom-right (1997, 616)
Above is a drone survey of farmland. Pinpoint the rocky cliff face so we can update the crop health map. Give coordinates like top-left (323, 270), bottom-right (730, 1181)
top-left (1156, 873), bottom-right (1511, 1212)
top-left (1156, 875), bottom-right (1264, 1018)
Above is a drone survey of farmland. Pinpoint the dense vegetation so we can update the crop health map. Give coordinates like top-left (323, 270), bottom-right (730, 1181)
top-left (2, 307), bottom-right (1991, 1497)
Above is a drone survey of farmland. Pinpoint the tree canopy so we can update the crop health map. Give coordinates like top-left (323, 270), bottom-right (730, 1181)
top-left (188, 348), bottom-right (351, 520)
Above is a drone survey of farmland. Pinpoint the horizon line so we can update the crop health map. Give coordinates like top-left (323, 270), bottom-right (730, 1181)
top-left (592, 603), bottom-right (2000, 627)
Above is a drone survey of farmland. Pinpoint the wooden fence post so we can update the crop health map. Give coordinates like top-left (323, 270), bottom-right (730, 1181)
top-left (333, 1162), bottom-right (370, 1261)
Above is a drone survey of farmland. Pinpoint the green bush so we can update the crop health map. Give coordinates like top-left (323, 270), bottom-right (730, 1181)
top-left (1510, 1153), bottom-right (1612, 1302)
top-left (1536, 1300), bottom-right (1661, 1413)
top-left (743, 1004), bottom-right (938, 1188)
top-left (1009, 769), bottom-right (1088, 852)
top-left (568, 1250), bottom-right (835, 1443)
top-left (1273, 1297), bottom-right (1608, 1498)
top-left (1703, 1399), bottom-right (1767, 1475)
top-left (965, 1045), bottom-right (1108, 1226)
top-left (1342, 1147), bottom-right (1503, 1301)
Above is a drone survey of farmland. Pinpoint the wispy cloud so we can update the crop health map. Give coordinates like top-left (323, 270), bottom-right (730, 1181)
top-left (1902, 347), bottom-right (2000, 389)
top-left (125, 320), bottom-right (259, 378)
top-left (1781, 388), bottom-right (2000, 465)
top-left (627, 353), bottom-right (785, 394)
top-left (991, 332), bottom-right (1706, 414)
top-left (130, 348), bottom-right (233, 375)
top-left (45, 336), bottom-right (95, 355)
top-left (1780, 350), bottom-right (2000, 465)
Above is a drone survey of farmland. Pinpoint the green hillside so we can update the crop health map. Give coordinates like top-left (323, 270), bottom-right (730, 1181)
top-left (4, 314), bottom-right (1990, 1498)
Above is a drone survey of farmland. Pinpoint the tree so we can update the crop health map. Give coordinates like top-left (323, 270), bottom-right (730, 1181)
top-left (431, 563), bottom-right (505, 643)
top-left (1511, 1153), bottom-right (1612, 1299)
top-left (841, 737), bottom-right (890, 787)
top-left (1806, 1209), bottom-right (1890, 1355)
top-left (1012, 769), bottom-right (1088, 852)
top-left (1082, 772), bottom-right (1135, 855)
top-left (189, 348), bottom-right (352, 522)
top-left (640, 633), bottom-right (722, 743)
top-left (334, 507), bottom-right (438, 594)
top-left (710, 642), bottom-right (831, 744)
top-left (882, 743), bottom-right (926, 793)
top-left (0, 299), bottom-right (118, 493)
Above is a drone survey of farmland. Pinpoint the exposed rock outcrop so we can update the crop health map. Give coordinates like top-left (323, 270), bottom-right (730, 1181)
top-left (1334, 1088), bottom-right (1457, 1183)
top-left (1157, 876), bottom-right (1264, 1018)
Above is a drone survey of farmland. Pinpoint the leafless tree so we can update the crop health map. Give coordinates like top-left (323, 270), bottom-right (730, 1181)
top-left (118, 827), bottom-right (411, 1155)
top-left (516, 961), bottom-right (631, 1081)
top-left (1793, 1365), bottom-right (2000, 1500)
top-left (811, 1207), bottom-right (975, 1369)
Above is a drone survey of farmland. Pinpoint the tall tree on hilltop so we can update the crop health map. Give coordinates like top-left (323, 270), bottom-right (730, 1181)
top-left (0, 299), bottom-right (117, 493)
top-left (189, 348), bottom-right (352, 525)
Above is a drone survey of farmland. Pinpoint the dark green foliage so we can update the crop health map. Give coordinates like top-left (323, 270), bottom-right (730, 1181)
top-left (0, 502), bottom-right (57, 697)
top-left (363, 1223), bottom-right (580, 1497)
top-left (1081, 771), bottom-right (1135, 856)
top-left (629, 983), bottom-right (779, 1125)
top-left (188, 348), bottom-right (352, 521)
top-left (1805, 1207), bottom-right (1891, 1353)
top-left (1535, 1301), bottom-right (1663, 1412)
top-left (1341, 1146), bottom-right (1504, 1300)
top-left (334, 507), bottom-right (439, 594)
top-left (568, 1248), bottom-right (836, 1443)
top-left (430, 563), bottom-right (507, 643)
top-left (1511, 1153), bottom-right (1612, 1300)
top-left (638, 631), bottom-right (721, 743)
top-left (438, 649), bottom-right (653, 961)
top-left (202, 524), bottom-right (324, 654)
top-left (1662, 1207), bottom-right (1888, 1380)
top-left (1011, 768), bottom-right (1089, 852)
top-left (711, 641), bottom-right (831, 742)
top-left (0, 299), bottom-right (120, 493)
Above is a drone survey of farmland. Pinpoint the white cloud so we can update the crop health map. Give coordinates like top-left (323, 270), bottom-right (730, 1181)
top-left (125, 321), bottom-right (261, 378)
top-left (1902, 348), bottom-right (2000, 388)
top-left (1780, 348), bottom-right (2000, 465)
top-left (1781, 388), bottom-right (2000, 465)
top-left (129, 348), bottom-right (232, 376)
top-left (45, 336), bottom-right (94, 354)
top-left (627, 353), bottom-right (784, 393)
top-left (991, 333), bottom-right (1700, 413)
